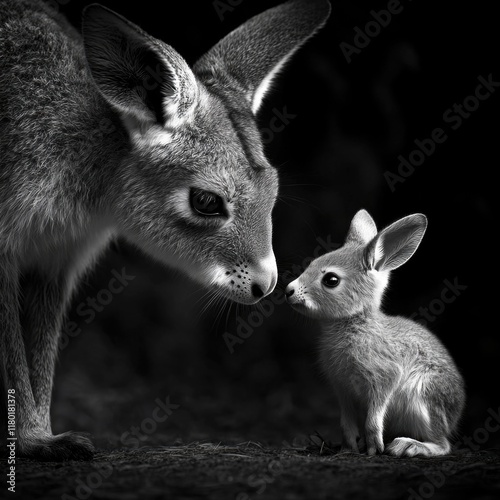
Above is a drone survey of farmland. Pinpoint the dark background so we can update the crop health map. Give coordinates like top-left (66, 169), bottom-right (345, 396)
top-left (51, 0), bottom-right (497, 450)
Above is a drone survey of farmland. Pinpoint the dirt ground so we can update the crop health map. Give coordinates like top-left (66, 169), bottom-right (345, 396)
top-left (13, 443), bottom-right (500, 500)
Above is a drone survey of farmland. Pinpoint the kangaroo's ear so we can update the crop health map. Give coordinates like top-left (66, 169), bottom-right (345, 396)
top-left (193, 0), bottom-right (331, 114)
top-left (364, 214), bottom-right (428, 272)
top-left (82, 4), bottom-right (199, 130)
top-left (346, 209), bottom-right (378, 245)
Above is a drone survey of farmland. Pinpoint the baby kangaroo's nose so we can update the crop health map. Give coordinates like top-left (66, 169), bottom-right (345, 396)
top-left (285, 286), bottom-right (295, 299)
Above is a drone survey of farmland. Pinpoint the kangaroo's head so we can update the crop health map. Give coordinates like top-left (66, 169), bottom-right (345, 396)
top-left (285, 210), bottom-right (427, 319)
top-left (82, 0), bottom-right (330, 304)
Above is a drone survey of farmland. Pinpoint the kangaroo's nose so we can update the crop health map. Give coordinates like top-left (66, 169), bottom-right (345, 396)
top-left (251, 283), bottom-right (265, 299)
top-left (285, 287), bottom-right (295, 298)
top-left (251, 252), bottom-right (277, 300)
top-left (252, 279), bottom-right (276, 299)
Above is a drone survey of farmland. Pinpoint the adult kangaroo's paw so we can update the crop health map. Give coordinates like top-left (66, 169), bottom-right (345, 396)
top-left (19, 431), bottom-right (95, 461)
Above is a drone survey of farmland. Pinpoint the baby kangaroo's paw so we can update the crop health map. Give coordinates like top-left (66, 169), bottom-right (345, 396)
top-left (357, 437), bottom-right (367, 453)
top-left (19, 431), bottom-right (95, 461)
top-left (339, 444), bottom-right (359, 454)
top-left (366, 434), bottom-right (385, 456)
top-left (340, 433), bottom-right (360, 454)
top-left (386, 437), bottom-right (450, 458)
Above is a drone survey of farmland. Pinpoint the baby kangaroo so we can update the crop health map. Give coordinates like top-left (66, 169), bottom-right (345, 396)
top-left (0, 0), bottom-right (330, 460)
top-left (286, 210), bottom-right (465, 457)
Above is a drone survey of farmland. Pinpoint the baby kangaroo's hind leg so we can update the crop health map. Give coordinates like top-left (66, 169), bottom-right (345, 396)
top-left (386, 399), bottom-right (452, 457)
top-left (386, 436), bottom-right (451, 457)
top-left (22, 269), bottom-right (94, 461)
top-left (386, 368), bottom-right (464, 458)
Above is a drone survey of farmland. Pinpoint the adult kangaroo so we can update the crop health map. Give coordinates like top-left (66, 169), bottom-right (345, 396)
top-left (0, 0), bottom-right (330, 460)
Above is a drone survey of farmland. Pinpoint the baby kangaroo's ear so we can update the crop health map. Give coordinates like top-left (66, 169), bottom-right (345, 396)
top-left (83, 4), bottom-right (199, 130)
top-left (194, 0), bottom-right (331, 114)
top-left (346, 209), bottom-right (378, 245)
top-left (364, 214), bottom-right (428, 272)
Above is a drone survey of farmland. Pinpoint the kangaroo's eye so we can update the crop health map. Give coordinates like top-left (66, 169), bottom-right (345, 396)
top-left (190, 188), bottom-right (225, 217)
top-left (322, 272), bottom-right (340, 288)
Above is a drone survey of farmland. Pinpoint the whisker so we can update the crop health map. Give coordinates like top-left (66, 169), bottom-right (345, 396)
top-left (278, 194), bottom-right (317, 206)
top-left (215, 297), bottom-right (231, 329)
top-left (195, 287), bottom-right (215, 307)
top-left (199, 288), bottom-right (223, 317)
top-left (224, 300), bottom-right (235, 331)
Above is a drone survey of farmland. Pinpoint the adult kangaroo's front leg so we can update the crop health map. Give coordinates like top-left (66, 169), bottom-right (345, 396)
top-left (24, 272), bottom-right (68, 432)
top-left (0, 255), bottom-right (43, 456)
top-left (0, 257), bottom-right (93, 461)
top-left (22, 269), bottom-right (94, 461)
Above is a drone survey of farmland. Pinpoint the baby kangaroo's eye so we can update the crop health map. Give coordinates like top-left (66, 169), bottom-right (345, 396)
top-left (190, 188), bottom-right (226, 217)
top-left (322, 272), bottom-right (340, 288)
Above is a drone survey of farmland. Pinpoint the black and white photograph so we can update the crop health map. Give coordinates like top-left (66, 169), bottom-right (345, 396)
top-left (0, 0), bottom-right (498, 498)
